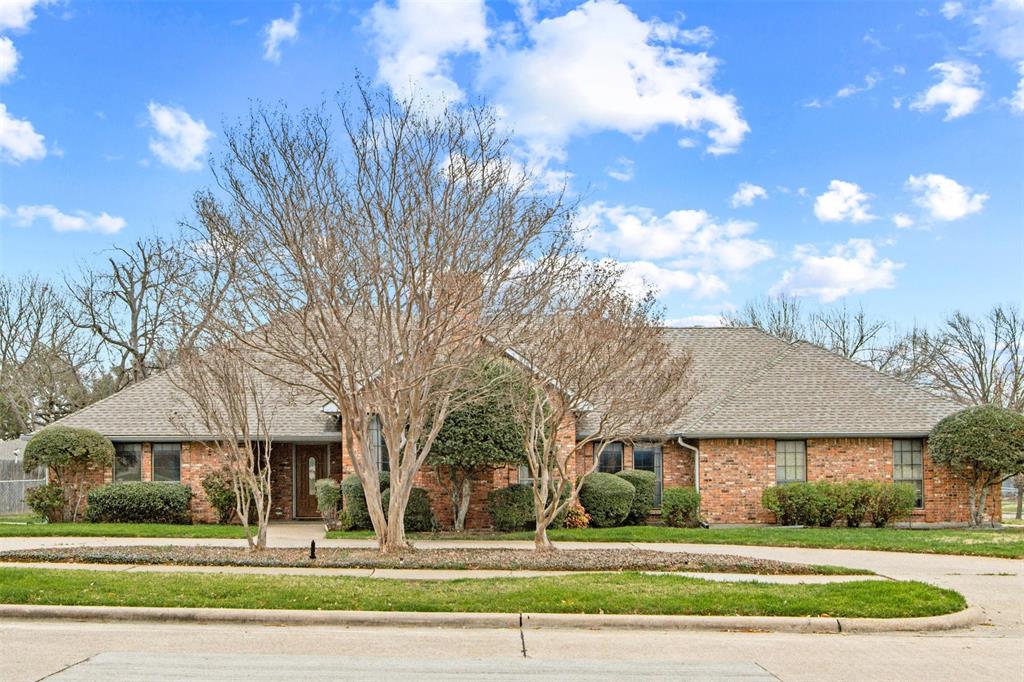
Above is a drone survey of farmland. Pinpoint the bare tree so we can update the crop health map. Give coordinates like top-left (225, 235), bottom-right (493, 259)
top-left (723, 295), bottom-right (807, 343)
top-left (921, 305), bottom-right (1024, 411)
top-left (0, 275), bottom-right (96, 437)
top-left (172, 344), bottom-right (276, 550)
top-left (185, 87), bottom-right (578, 552)
top-left (66, 236), bottom-right (194, 391)
top-left (810, 304), bottom-right (888, 362)
top-left (505, 261), bottom-right (693, 551)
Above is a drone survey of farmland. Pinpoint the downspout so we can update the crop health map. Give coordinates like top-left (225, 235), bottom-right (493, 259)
top-left (677, 437), bottom-right (700, 493)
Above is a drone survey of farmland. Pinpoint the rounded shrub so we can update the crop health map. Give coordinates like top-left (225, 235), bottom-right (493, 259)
top-left (340, 473), bottom-right (390, 530)
top-left (578, 472), bottom-right (635, 528)
top-left (314, 478), bottom-right (343, 529)
top-left (23, 426), bottom-right (115, 522)
top-left (866, 482), bottom-right (917, 527)
top-left (85, 482), bottom-right (193, 524)
top-left (562, 499), bottom-right (590, 529)
top-left (836, 481), bottom-right (874, 528)
top-left (201, 471), bottom-right (237, 524)
top-left (24, 483), bottom-right (65, 522)
top-left (661, 486), bottom-right (701, 527)
top-left (381, 487), bottom-right (437, 532)
top-left (487, 484), bottom-right (534, 532)
top-left (615, 469), bottom-right (656, 524)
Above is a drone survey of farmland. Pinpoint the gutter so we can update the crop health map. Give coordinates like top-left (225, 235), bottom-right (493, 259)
top-left (676, 437), bottom-right (700, 493)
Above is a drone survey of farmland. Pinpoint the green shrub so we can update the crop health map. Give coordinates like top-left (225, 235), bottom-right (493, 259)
top-left (487, 484), bottom-right (534, 532)
top-left (615, 469), bottom-right (656, 524)
top-left (381, 487), bottom-right (437, 533)
top-left (314, 478), bottom-right (343, 529)
top-left (810, 481), bottom-right (840, 527)
top-left (866, 482), bottom-right (917, 527)
top-left (836, 481), bottom-right (874, 528)
top-left (24, 483), bottom-right (65, 523)
top-left (662, 487), bottom-right (701, 527)
top-left (23, 426), bottom-right (115, 521)
top-left (579, 472), bottom-right (635, 528)
top-left (85, 482), bottom-right (193, 524)
top-left (340, 473), bottom-right (390, 531)
top-left (201, 471), bottom-right (237, 524)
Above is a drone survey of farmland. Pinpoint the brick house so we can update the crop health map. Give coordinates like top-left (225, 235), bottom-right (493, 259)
top-left (47, 327), bottom-right (997, 527)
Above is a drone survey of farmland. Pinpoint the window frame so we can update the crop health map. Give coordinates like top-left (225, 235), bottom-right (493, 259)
top-left (516, 464), bottom-right (534, 487)
top-left (113, 442), bottom-right (143, 482)
top-left (369, 415), bottom-right (389, 472)
top-left (893, 438), bottom-right (924, 509)
top-left (151, 443), bottom-right (181, 482)
top-left (595, 442), bottom-right (623, 474)
top-left (775, 440), bottom-right (807, 484)
top-left (632, 442), bottom-right (664, 506)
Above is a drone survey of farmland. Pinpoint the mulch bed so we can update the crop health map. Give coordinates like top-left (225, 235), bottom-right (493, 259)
top-left (0, 546), bottom-right (860, 575)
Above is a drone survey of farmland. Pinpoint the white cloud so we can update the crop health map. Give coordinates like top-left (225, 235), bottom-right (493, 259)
top-left (803, 98), bottom-right (823, 108)
top-left (606, 156), bottom-right (634, 182)
top-left (666, 314), bottom-right (723, 327)
top-left (0, 102), bottom-right (45, 164)
top-left (0, 37), bottom-right (19, 83)
top-left (479, 0), bottom-right (750, 160)
top-left (730, 182), bottom-right (767, 208)
top-left (0, 0), bottom-right (50, 32)
top-left (677, 137), bottom-right (697, 149)
top-left (584, 202), bottom-right (774, 271)
top-left (8, 204), bottom-right (126, 234)
top-left (836, 73), bottom-right (879, 98)
top-left (910, 61), bottom-right (983, 120)
top-left (941, 1), bottom-right (964, 19)
top-left (678, 25), bottom-right (715, 47)
top-left (367, 0), bottom-right (488, 104)
top-left (263, 4), bottom-right (301, 63)
top-left (1011, 61), bottom-right (1024, 113)
top-left (892, 65), bottom-right (907, 76)
top-left (770, 239), bottom-right (902, 302)
top-left (891, 213), bottom-right (915, 229)
top-left (813, 180), bottom-right (875, 223)
top-left (617, 260), bottom-right (727, 299)
top-left (862, 31), bottom-right (885, 50)
top-left (906, 173), bottom-right (988, 221)
top-left (971, 0), bottom-right (1024, 61)
top-left (147, 102), bottom-right (213, 171)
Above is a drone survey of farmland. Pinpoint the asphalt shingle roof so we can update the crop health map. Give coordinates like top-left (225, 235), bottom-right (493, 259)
top-left (48, 327), bottom-right (960, 442)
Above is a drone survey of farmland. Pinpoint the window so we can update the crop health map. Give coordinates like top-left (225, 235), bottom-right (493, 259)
top-left (517, 464), bottom-right (533, 486)
top-left (775, 440), bottom-right (806, 483)
top-left (113, 443), bottom-right (142, 482)
top-left (632, 443), bottom-right (664, 506)
top-left (369, 416), bottom-right (389, 472)
top-left (152, 443), bottom-right (181, 482)
top-left (596, 442), bottom-right (623, 473)
top-left (893, 439), bottom-right (924, 508)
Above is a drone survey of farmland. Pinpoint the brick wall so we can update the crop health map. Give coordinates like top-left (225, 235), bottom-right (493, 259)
top-left (692, 437), bottom-right (1000, 525)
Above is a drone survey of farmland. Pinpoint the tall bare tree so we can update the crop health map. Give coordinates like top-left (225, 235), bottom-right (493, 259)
top-left (186, 87), bottom-right (578, 552)
top-left (66, 236), bottom-right (194, 390)
top-left (919, 305), bottom-right (1024, 411)
top-left (506, 261), bottom-right (693, 551)
top-left (723, 295), bottom-right (808, 343)
top-left (172, 344), bottom-right (276, 550)
top-left (0, 275), bottom-right (96, 437)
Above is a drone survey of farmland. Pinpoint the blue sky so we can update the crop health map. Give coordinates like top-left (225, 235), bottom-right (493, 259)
top-left (1, 0), bottom-right (1021, 327)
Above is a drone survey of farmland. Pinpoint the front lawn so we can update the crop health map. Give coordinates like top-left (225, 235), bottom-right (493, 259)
top-left (0, 522), bottom-right (250, 539)
top-left (326, 526), bottom-right (1024, 558)
top-left (0, 567), bottom-right (964, 618)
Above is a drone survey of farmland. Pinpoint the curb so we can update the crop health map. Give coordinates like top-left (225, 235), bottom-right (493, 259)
top-left (0, 604), bottom-right (986, 633)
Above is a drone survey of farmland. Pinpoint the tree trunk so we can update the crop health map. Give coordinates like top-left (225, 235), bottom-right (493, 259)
top-left (534, 523), bottom-right (554, 552)
top-left (975, 483), bottom-right (990, 527)
top-left (454, 477), bottom-right (472, 532)
top-left (1016, 489), bottom-right (1022, 520)
top-left (380, 480), bottom-right (411, 553)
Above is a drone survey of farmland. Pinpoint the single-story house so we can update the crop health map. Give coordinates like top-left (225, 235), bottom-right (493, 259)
top-left (45, 326), bottom-right (997, 526)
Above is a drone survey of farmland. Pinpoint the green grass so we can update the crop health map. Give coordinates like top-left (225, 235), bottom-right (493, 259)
top-left (326, 525), bottom-right (1024, 558)
top-left (0, 513), bottom-right (41, 524)
top-left (1003, 500), bottom-right (1023, 525)
top-left (0, 522), bottom-right (250, 539)
top-left (0, 567), bottom-right (964, 618)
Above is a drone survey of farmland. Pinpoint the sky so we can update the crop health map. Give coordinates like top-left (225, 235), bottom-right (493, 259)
top-left (0, 0), bottom-right (1022, 328)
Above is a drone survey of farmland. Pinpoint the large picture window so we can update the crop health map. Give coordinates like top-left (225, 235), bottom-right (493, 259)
top-left (152, 443), bottom-right (181, 482)
top-left (893, 438), bottom-right (924, 508)
top-left (596, 442), bottom-right (623, 474)
top-left (775, 440), bottom-right (806, 483)
top-left (632, 443), bottom-right (664, 506)
top-left (114, 443), bottom-right (142, 482)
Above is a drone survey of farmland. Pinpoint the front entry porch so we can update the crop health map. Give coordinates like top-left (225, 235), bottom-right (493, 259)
top-left (268, 442), bottom-right (342, 521)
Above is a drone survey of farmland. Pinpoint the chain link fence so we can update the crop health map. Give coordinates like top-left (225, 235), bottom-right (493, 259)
top-left (0, 460), bottom-right (47, 515)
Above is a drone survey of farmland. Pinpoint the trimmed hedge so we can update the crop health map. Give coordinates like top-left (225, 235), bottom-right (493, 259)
top-left (485, 484), bottom-right (570, 532)
top-left (579, 473), bottom-right (635, 528)
top-left (381, 487), bottom-right (437, 533)
top-left (85, 482), bottom-right (193, 524)
top-left (762, 481), bottom-right (917, 527)
top-left (340, 472), bottom-right (389, 531)
top-left (615, 469), bottom-right (656, 524)
top-left (314, 478), bottom-right (343, 529)
top-left (201, 471), bottom-right (237, 524)
top-left (662, 487), bottom-right (701, 527)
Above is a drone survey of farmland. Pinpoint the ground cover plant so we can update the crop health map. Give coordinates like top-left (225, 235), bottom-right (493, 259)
top-left (0, 522), bottom-right (250, 538)
top-left (0, 567), bottom-right (964, 618)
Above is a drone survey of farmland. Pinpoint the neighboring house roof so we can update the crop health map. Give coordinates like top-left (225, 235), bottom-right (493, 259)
top-left (45, 326), bottom-right (960, 443)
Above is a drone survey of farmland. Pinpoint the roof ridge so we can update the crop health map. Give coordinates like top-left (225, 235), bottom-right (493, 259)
top-left (683, 341), bottom-right (800, 433)
top-left (789, 340), bottom-right (962, 410)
